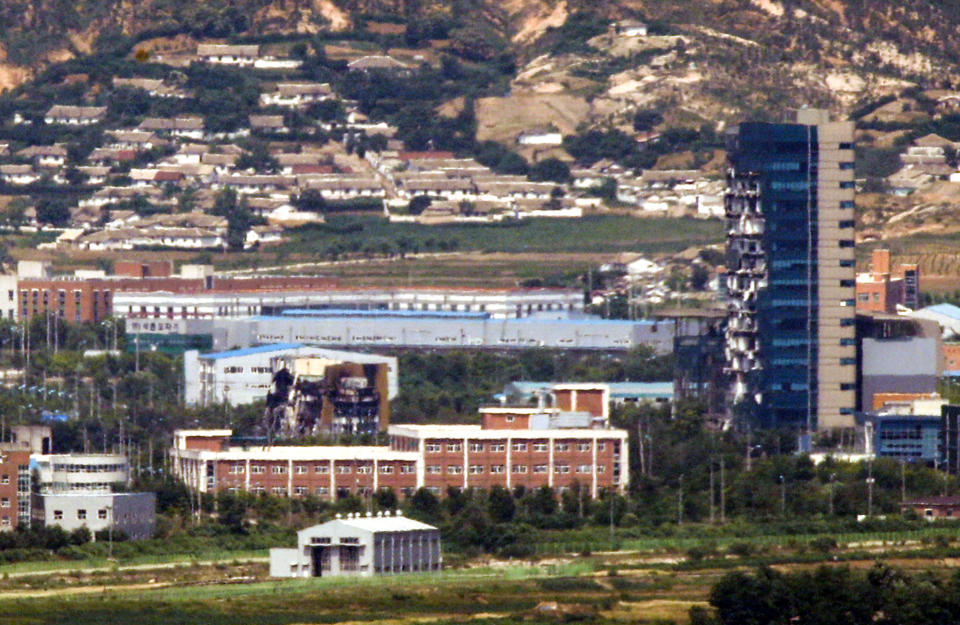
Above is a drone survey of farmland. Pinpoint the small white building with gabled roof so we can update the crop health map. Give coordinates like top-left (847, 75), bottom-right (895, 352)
top-left (270, 511), bottom-right (441, 577)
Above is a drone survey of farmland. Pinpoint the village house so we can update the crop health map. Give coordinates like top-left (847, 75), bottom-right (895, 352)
top-left (245, 223), bottom-right (285, 248)
top-left (15, 145), bottom-right (68, 168)
top-left (398, 177), bottom-right (476, 201)
top-left (302, 177), bottom-right (386, 200)
top-left (201, 153), bottom-right (239, 174)
top-left (108, 130), bottom-right (162, 151)
top-left (249, 115), bottom-right (288, 134)
top-left (76, 166), bottom-right (111, 186)
top-left (0, 165), bottom-right (39, 186)
top-left (87, 148), bottom-right (137, 166)
top-left (216, 174), bottom-right (295, 195)
top-left (196, 44), bottom-right (260, 67)
top-left (139, 116), bottom-right (206, 141)
top-left (259, 83), bottom-right (334, 109)
top-left (517, 127), bottom-right (563, 147)
top-left (112, 77), bottom-right (189, 99)
top-left (347, 55), bottom-right (411, 74)
top-left (611, 19), bottom-right (648, 37)
top-left (45, 105), bottom-right (107, 125)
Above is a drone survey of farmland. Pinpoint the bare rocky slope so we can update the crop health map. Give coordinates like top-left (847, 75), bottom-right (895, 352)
top-left (4, 0), bottom-right (960, 124)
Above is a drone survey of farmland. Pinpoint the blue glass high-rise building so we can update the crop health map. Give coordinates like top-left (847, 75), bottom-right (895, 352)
top-left (725, 109), bottom-right (857, 431)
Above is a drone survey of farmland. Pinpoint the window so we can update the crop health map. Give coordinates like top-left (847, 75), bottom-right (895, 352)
top-left (533, 443), bottom-right (548, 452)
top-left (469, 443), bottom-right (484, 452)
top-left (357, 465), bottom-right (372, 474)
top-left (0, 475), bottom-right (8, 485)
top-left (447, 443), bottom-right (462, 452)
top-left (447, 465), bottom-right (463, 475)
top-left (576, 465), bottom-right (592, 474)
top-left (337, 465), bottom-right (352, 474)
top-left (98, 509), bottom-right (107, 519)
top-left (554, 464), bottom-right (570, 474)
top-left (839, 220), bottom-right (855, 229)
top-left (490, 465), bottom-right (505, 474)
top-left (294, 486), bottom-right (308, 496)
top-left (295, 465), bottom-right (308, 474)
top-left (315, 464), bottom-right (329, 474)
top-left (489, 443), bottom-right (505, 452)
top-left (400, 464), bottom-right (415, 474)
top-left (425, 444), bottom-right (441, 453)
top-left (271, 465), bottom-right (287, 474)
top-left (251, 465), bottom-right (265, 474)
top-left (534, 465), bottom-right (548, 474)
top-left (380, 465), bottom-right (394, 474)
top-left (0, 498), bottom-right (8, 508)
top-left (577, 443), bottom-right (591, 452)
top-left (229, 464), bottom-right (244, 474)
top-left (469, 465), bottom-right (484, 475)
top-left (857, 293), bottom-right (870, 302)
top-left (427, 465), bottom-right (442, 474)
top-left (597, 465), bottom-right (606, 473)
top-left (512, 442), bottom-right (527, 452)
top-left (512, 465), bottom-right (528, 474)
top-left (271, 487), bottom-right (287, 495)
top-left (77, 509), bottom-right (87, 520)
top-left (315, 487), bottom-right (329, 496)
top-left (840, 280), bottom-right (855, 288)
top-left (53, 510), bottom-right (63, 520)
top-left (555, 442), bottom-right (570, 452)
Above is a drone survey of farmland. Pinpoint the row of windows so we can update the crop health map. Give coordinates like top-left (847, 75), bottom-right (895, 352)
top-left (51, 463), bottom-right (126, 473)
top-left (235, 463), bottom-right (415, 475)
top-left (427, 464), bottom-right (605, 475)
top-left (53, 508), bottom-right (110, 521)
top-left (425, 442), bottom-right (603, 453)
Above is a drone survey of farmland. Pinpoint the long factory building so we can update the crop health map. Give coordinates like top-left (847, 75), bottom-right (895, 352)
top-left (127, 310), bottom-right (675, 353)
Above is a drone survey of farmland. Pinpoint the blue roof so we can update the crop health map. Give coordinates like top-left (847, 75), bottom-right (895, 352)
top-left (199, 342), bottom-right (304, 360)
top-left (278, 308), bottom-right (491, 320)
top-left (923, 303), bottom-right (960, 321)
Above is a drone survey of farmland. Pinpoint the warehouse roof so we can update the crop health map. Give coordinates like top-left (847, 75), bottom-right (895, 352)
top-left (199, 342), bottom-right (304, 360)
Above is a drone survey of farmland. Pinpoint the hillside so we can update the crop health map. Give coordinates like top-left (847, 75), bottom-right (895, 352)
top-left (3, 0), bottom-right (960, 119)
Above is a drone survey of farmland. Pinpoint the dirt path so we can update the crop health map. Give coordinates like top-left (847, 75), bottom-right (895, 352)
top-left (0, 556), bottom-right (268, 580)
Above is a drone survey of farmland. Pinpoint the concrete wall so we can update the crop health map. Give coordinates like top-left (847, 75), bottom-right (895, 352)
top-left (35, 492), bottom-right (155, 540)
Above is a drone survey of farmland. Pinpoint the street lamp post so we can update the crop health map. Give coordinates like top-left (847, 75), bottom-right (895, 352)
top-left (105, 505), bottom-right (113, 559)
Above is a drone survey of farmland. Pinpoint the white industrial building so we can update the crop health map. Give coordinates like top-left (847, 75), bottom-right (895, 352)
top-left (28, 449), bottom-right (155, 539)
top-left (114, 287), bottom-right (584, 321)
top-left (127, 313), bottom-right (676, 353)
top-left (31, 453), bottom-right (129, 493)
top-left (183, 344), bottom-right (398, 406)
top-left (32, 492), bottom-right (156, 540)
top-left (270, 512), bottom-right (441, 577)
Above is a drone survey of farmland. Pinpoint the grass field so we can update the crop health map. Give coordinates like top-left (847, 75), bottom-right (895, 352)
top-left (275, 215), bottom-right (723, 256)
top-left (5, 532), bottom-right (960, 625)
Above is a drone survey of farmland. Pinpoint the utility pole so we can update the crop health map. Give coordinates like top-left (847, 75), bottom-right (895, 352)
top-left (135, 333), bottom-right (140, 373)
top-left (719, 456), bottom-right (726, 524)
top-left (867, 460), bottom-right (875, 517)
top-left (828, 473), bottom-right (836, 516)
top-left (677, 475), bottom-right (683, 525)
top-left (901, 460), bottom-right (906, 504)
top-left (709, 458), bottom-right (715, 524)
top-left (779, 474), bottom-right (786, 517)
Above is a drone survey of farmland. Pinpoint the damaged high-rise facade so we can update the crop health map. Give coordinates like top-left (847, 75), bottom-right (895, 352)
top-left (725, 109), bottom-right (857, 431)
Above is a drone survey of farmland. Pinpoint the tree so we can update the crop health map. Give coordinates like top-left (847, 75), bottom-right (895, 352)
top-left (488, 485), bottom-right (516, 523)
top-left (408, 195), bottom-right (432, 215)
top-left (691, 264), bottom-right (710, 290)
top-left (236, 141), bottom-right (279, 173)
top-left (307, 99), bottom-right (345, 123)
top-left (295, 189), bottom-right (326, 213)
top-left (634, 109), bottom-right (664, 132)
top-left (212, 189), bottom-right (252, 251)
top-left (36, 198), bottom-right (71, 227)
top-left (529, 158), bottom-right (571, 183)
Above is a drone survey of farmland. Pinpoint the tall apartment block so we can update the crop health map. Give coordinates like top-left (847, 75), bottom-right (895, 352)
top-left (725, 109), bottom-right (857, 430)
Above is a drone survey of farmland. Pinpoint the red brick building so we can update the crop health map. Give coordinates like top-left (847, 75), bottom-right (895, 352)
top-left (17, 274), bottom-right (340, 323)
top-left (171, 416), bottom-right (629, 500)
top-left (856, 249), bottom-right (921, 313)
